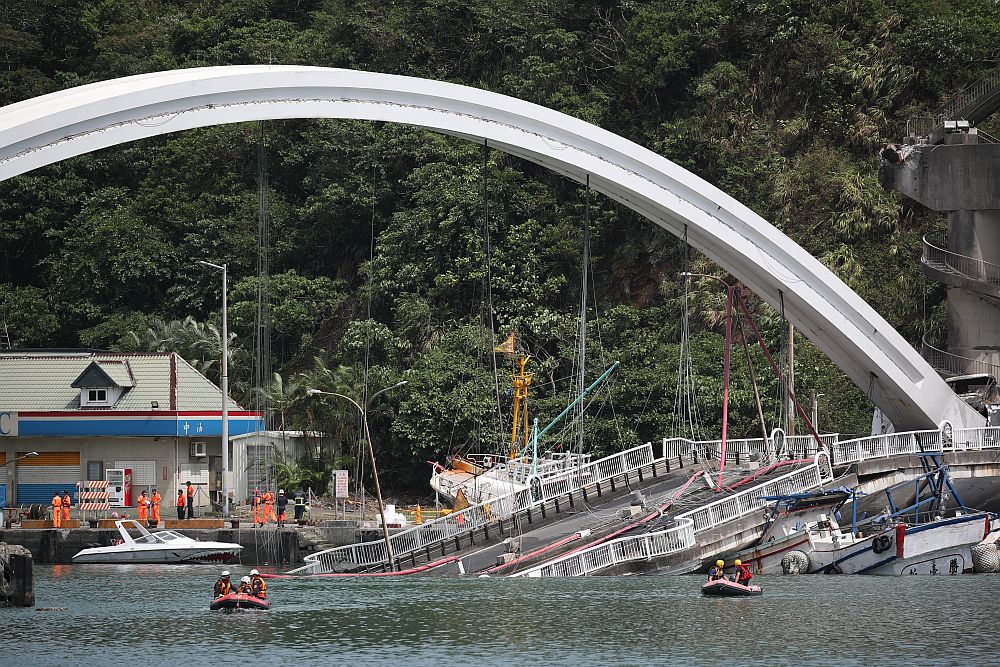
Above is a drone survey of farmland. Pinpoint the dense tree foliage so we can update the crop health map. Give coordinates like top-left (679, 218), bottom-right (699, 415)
top-left (2, 0), bottom-right (998, 495)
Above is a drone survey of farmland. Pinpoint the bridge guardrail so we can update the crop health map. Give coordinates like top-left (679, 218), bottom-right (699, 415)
top-left (517, 451), bottom-right (832, 577)
top-left (291, 443), bottom-right (655, 574)
top-left (518, 518), bottom-right (696, 578)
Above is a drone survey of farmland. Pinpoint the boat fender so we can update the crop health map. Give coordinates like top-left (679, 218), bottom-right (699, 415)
top-left (872, 534), bottom-right (893, 555)
top-left (780, 550), bottom-right (809, 575)
top-left (895, 524), bottom-right (905, 559)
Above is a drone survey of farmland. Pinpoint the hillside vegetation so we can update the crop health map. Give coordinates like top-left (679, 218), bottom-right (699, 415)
top-left (2, 0), bottom-right (998, 492)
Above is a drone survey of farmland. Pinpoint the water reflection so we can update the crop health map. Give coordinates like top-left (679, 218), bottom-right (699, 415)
top-left (8, 566), bottom-right (1000, 666)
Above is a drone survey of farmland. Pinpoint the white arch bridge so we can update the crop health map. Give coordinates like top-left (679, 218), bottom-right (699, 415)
top-left (0, 65), bottom-right (979, 430)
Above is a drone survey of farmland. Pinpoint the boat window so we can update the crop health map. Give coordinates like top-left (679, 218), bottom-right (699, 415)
top-left (155, 531), bottom-right (183, 542)
top-left (133, 534), bottom-right (160, 544)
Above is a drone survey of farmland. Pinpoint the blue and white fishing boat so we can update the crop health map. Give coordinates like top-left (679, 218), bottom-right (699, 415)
top-left (806, 455), bottom-right (999, 575)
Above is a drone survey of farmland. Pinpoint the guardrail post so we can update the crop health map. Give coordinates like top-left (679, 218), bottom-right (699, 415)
top-left (527, 508), bottom-right (533, 524)
top-left (638, 467), bottom-right (644, 482)
top-left (554, 497), bottom-right (560, 513)
top-left (610, 477), bottom-right (616, 492)
top-left (567, 492), bottom-right (575, 508)
top-left (596, 482), bottom-right (602, 497)
top-left (454, 536), bottom-right (461, 551)
top-left (540, 503), bottom-right (547, 519)
top-left (582, 486), bottom-right (589, 501)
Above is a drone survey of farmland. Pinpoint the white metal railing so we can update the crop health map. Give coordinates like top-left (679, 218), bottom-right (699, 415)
top-left (921, 335), bottom-right (1000, 379)
top-left (907, 65), bottom-right (1000, 138)
top-left (675, 451), bottom-right (833, 534)
top-left (662, 433), bottom-right (838, 468)
top-left (517, 451), bottom-right (833, 577)
top-left (516, 518), bottom-right (696, 578)
top-left (923, 237), bottom-right (1000, 287)
top-left (290, 443), bottom-right (655, 573)
top-left (829, 426), bottom-right (1000, 467)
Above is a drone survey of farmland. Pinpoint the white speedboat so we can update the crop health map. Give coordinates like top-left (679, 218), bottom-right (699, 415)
top-left (72, 520), bottom-right (242, 564)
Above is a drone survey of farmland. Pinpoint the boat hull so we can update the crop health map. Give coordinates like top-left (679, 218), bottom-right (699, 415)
top-left (210, 593), bottom-right (271, 611)
top-left (701, 579), bottom-right (762, 597)
top-left (72, 546), bottom-right (240, 564)
top-left (809, 513), bottom-right (998, 575)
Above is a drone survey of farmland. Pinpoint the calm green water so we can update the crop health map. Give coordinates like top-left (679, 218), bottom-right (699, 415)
top-left (8, 565), bottom-right (1000, 666)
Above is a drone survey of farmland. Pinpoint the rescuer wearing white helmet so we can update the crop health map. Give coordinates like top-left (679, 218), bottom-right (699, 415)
top-left (213, 570), bottom-right (232, 598)
top-left (249, 568), bottom-right (267, 599)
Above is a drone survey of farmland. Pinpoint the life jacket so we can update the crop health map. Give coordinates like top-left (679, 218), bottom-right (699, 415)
top-left (62, 494), bottom-right (71, 507)
top-left (251, 575), bottom-right (267, 598)
top-left (187, 484), bottom-right (194, 498)
top-left (215, 578), bottom-right (232, 596)
top-left (252, 494), bottom-right (261, 508)
top-left (238, 583), bottom-right (253, 595)
top-left (177, 493), bottom-right (185, 507)
top-left (151, 493), bottom-right (161, 507)
top-left (52, 495), bottom-right (62, 508)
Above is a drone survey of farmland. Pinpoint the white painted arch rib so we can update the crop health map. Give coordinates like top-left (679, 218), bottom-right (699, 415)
top-left (0, 65), bottom-right (979, 429)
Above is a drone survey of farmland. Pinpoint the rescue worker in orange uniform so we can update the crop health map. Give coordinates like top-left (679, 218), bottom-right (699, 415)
top-left (176, 489), bottom-right (186, 520)
top-left (249, 569), bottom-right (267, 599)
top-left (213, 571), bottom-right (233, 598)
top-left (62, 490), bottom-right (72, 525)
top-left (51, 492), bottom-right (63, 528)
top-left (149, 488), bottom-right (161, 527)
top-left (251, 489), bottom-right (262, 527)
top-left (263, 489), bottom-right (275, 525)
top-left (136, 490), bottom-right (149, 524)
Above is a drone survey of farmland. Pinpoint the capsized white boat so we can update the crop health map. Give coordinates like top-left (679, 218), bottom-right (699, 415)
top-left (72, 520), bottom-right (242, 564)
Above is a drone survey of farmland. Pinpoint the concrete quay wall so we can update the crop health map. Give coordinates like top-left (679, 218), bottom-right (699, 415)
top-left (0, 527), bottom-right (309, 565)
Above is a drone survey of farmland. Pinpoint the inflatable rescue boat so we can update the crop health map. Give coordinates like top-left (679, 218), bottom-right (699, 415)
top-left (209, 593), bottom-right (271, 611)
top-left (701, 578), bottom-right (762, 597)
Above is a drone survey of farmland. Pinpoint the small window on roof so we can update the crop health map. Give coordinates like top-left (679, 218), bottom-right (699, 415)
top-left (88, 389), bottom-right (107, 403)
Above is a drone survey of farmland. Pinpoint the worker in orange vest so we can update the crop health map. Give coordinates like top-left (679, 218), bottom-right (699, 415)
top-left (263, 489), bottom-right (275, 525)
top-left (176, 490), bottom-right (186, 520)
top-left (150, 488), bottom-right (161, 527)
top-left (137, 490), bottom-right (149, 524)
top-left (186, 481), bottom-right (195, 519)
top-left (251, 489), bottom-right (262, 527)
top-left (51, 491), bottom-right (63, 528)
top-left (62, 490), bottom-right (72, 525)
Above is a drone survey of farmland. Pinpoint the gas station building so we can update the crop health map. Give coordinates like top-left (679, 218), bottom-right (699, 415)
top-left (0, 350), bottom-right (262, 510)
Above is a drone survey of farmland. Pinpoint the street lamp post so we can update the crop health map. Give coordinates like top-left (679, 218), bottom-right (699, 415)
top-left (811, 391), bottom-right (825, 435)
top-left (198, 260), bottom-right (229, 517)
top-left (307, 381), bottom-right (407, 570)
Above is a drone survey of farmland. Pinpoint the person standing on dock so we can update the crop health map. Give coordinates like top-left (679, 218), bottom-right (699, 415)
top-left (149, 489), bottom-right (161, 528)
top-left (61, 491), bottom-right (72, 526)
top-left (51, 491), bottom-right (63, 528)
top-left (263, 489), bottom-right (275, 525)
top-left (137, 490), bottom-right (149, 525)
top-left (186, 481), bottom-right (195, 519)
top-left (176, 490), bottom-right (185, 520)
top-left (251, 489), bottom-right (262, 527)
top-left (276, 490), bottom-right (288, 528)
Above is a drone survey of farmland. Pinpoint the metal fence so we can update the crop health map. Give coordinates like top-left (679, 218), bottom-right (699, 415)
top-left (675, 452), bottom-right (833, 533)
top-left (923, 237), bottom-right (1000, 287)
top-left (516, 451), bottom-right (833, 577)
top-left (291, 443), bottom-right (655, 574)
top-left (906, 65), bottom-right (1000, 138)
top-left (920, 334), bottom-right (1000, 381)
top-left (517, 518), bottom-right (696, 578)
top-left (829, 426), bottom-right (1000, 467)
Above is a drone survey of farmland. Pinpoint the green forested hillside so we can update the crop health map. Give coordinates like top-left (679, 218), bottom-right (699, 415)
top-left (1, 0), bottom-right (998, 493)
